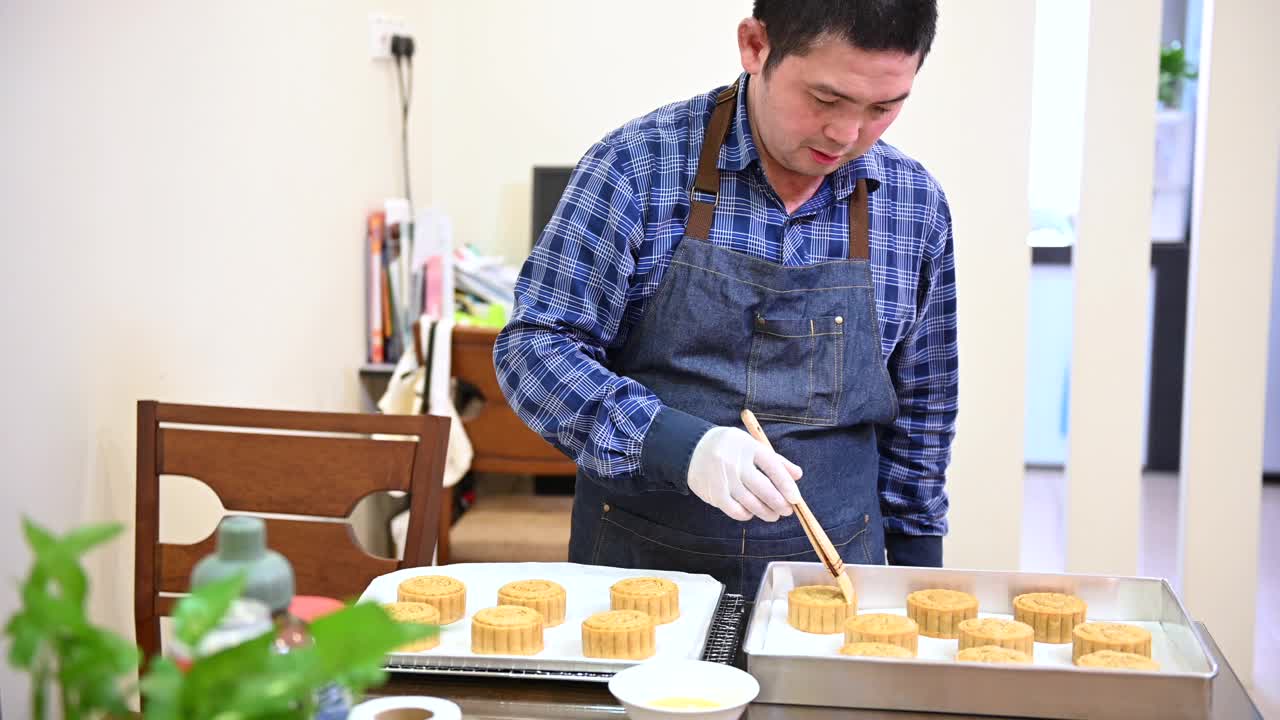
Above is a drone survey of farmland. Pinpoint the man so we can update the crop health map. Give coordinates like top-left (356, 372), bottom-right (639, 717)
top-left (495, 0), bottom-right (956, 598)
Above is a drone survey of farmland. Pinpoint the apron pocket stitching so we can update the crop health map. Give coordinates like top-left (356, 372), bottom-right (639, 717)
top-left (742, 523), bottom-right (868, 559)
top-left (805, 330), bottom-right (816, 419)
top-left (590, 508), bottom-right (609, 565)
top-left (601, 516), bottom-right (742, 559)
top-left (753, 411), bottom-right (837, 426)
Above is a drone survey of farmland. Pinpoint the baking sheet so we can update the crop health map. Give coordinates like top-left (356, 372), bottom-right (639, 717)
top-left (745, 562), bottom-right (1217, 719)
top-left (760, 602), bottom-right (1195, 673)
top-left (357, 561), bottom-right (723, 674)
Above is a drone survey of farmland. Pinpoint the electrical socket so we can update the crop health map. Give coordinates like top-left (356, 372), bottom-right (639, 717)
top-left (369, 12), bottom-right (408, 60)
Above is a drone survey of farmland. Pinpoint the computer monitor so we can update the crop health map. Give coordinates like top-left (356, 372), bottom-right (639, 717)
top-left (531, 166), bottom-right (574, 249)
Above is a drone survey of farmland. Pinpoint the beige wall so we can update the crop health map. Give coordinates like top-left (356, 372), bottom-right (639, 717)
top-left (1179, 0), bottom-right (1278, 684)
top-left (881, 0), bottom-right (1036, 571)
top-left (423, 0), bottom-right (747, 263)
top-left (0, 2), bottom-right (432, 714)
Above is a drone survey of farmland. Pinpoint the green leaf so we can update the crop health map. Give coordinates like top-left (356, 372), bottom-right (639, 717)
top-left (22, 517), bottom-right (58, 556)
top-left (140, 657), bottom-right (184, 720)
top-left (214, 657), bottom-right (315, 717)
top-left (20, 577), bottom-right (87, 636)
top-left (31, 652), bottom-right (51, 720)
top-left (58, 626), bottom-right (140, 684)
top-left (180, 631), bottom-right (275, 715)
top-left (174, 572), bottom-right (247, 647)
top-left (5, 610), bottom-right (44, 668)
top-left (59, 523), bottom-right (124, 558)
top-left (308, 602), bottom-right (435, 677)
top-left (30, 544), bottom-right (89, 610)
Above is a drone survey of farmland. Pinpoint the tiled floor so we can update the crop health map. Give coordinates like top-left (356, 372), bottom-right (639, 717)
top-left (1022, 470), bottom-right (1279, 718)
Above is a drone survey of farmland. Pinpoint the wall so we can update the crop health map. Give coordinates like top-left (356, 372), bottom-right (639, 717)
top-left (0, 2), bottom-right (432, 715)
top-left (422, 0), bottom-right (747, 263)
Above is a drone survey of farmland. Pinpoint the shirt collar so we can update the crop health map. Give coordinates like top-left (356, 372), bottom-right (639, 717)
top-left (718, 73), bottom-right (883, 199)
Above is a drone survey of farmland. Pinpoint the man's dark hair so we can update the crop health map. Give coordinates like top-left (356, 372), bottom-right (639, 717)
top-left (752, 0), bottom-right (938, 74)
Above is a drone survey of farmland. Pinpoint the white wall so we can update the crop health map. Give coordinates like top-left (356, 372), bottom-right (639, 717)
top-left (885, 0), bottom-right (1036, 570)
top-left (1178, 0), bottom-right (1278, 683)
top-left (422, 0), bottom-right (747, 263)
top-left (1027, 0), bottom-right (1090, 219)
top-left (1064, 0), bottom-right (1162, 577)
top-left (0, 2), bottom-right (432, 715)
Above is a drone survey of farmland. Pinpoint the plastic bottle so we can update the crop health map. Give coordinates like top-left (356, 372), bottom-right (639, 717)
top-left (189, 516), bottom-right (351, 718)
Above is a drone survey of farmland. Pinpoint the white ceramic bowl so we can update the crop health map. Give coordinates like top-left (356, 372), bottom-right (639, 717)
top-left (607, 659), bottom-right (760, 720)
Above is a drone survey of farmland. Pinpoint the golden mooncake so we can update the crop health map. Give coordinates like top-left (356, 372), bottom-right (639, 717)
top-left (906, 589), bottom-right (979, 639)
top-left (788, 585), bottom-right (856, 634)
top-left (1013, 592), bottom-right (1087, 643)
top-left (1076, 649), bottom-right (1160, 671)
top-left (843, 613), bottom-right (919, 654)
top-left (383, 602), bottom-right (440, 652)
top-left (611, 577), bottom-right (679, 624)
top-left (1071, 622), bottom-right (1152, 662)
top-left (471, 605), bottom-right (544, 655)
top-left (958, 618), bottom-right (1035, 655)
top-left (956, 645), bottom-right (1033, 664)
top-left (397, 575), bottom-right (466, 625)
top-left (839, 641), bottom-right (914, 658)
top-left (582, 609), bottom-right (655, 659)
top-left (497, 579), bottom-right (567, 627)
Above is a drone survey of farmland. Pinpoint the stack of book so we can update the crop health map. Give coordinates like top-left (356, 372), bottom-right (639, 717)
top-left (365, 208), bottom-right (521, 364)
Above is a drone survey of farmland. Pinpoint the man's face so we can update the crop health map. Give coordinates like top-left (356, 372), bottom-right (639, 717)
top-left (741, 26), bottom-right (920, 179)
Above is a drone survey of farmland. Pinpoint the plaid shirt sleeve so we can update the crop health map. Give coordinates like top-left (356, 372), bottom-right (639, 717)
top-left (877, 186), bottom-right (958, 537)
top-left (493, 139), bottom-right (676, 492)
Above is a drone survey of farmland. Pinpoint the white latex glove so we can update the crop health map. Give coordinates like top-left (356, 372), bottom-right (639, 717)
top-left (687, 427), bottom-right (804, 522)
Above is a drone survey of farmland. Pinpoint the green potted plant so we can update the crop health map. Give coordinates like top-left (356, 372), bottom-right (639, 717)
top-left (1158, 41), bottom-right (1198, 110)
top-left (5, 518), bottom-right (434, 719)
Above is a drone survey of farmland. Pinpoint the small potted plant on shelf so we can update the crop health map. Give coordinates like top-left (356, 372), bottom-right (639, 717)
top-left (4, 518), bottom-right (433, 719)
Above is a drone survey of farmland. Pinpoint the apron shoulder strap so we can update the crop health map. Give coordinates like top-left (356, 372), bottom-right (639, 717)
top-left (686, 83), bottom-right (737, 241)
top-left (847, 178), bottom-right (870, 261)
top-left (687, 79), bottom-right (871, 262)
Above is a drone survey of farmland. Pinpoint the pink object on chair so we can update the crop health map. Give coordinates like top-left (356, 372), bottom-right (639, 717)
top-left (290, 595), bottom-right (345, 623)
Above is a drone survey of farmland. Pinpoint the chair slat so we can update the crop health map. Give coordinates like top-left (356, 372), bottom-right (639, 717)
top-left (159, 517), bottom-right (398, 601)
top-left (159, 428), bottom-right (416, 517)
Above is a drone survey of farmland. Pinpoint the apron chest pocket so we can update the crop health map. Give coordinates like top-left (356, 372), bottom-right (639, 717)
top-left (745, 315), bottom-right (844, 426)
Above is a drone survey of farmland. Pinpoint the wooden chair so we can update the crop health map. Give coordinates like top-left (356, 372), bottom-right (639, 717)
top-left (134, 401), bottom-right (450, 660)
top-left (438, 327), bottom-right (577, 564)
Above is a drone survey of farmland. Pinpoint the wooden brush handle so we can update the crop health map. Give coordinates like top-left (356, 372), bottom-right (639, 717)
top-left (740, 409), bottom-right (844, 576)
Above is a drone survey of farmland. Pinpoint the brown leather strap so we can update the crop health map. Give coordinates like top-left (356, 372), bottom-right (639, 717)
top-left (694, 84), bottom-right (737, 194)
top-left (686, 83), bottom-right (738, 241)
top-left (847, 178), bottom-right (870, 261)
top-left (688, 79), bottom-right (871, 259)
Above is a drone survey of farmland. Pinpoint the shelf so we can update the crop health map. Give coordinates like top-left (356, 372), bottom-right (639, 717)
top-left (359, 363), bottom-right (396, 376)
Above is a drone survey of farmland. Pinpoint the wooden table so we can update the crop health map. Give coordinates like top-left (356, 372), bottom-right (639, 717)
top-left (370, 622), bottom-right (1260, 719)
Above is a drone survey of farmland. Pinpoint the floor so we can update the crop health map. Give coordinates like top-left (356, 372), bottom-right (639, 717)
top-left (1022, 470), bottom-right (1279, 718)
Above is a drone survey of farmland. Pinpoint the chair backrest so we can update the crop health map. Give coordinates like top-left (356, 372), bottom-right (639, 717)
top-left (134, 400), bottom-right (449, 660)
top-left (451, 326), bottom-right (576, 475)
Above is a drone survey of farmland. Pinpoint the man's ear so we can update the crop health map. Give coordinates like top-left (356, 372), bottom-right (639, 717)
top-left (738, 18), bottom-right (770, 76)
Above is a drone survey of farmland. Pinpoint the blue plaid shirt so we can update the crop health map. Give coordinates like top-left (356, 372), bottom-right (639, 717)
top-left (494, 75), bottom-right (957, 537)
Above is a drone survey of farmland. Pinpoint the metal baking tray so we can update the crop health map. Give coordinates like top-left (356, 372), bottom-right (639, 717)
top-left (383, 589), bottom-right (746, 683)
top-left (745, 562), bottom-right (1218, 719)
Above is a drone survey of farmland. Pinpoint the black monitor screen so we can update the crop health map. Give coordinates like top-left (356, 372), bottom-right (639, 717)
top-left (531, 166), bottom-right (574, 250)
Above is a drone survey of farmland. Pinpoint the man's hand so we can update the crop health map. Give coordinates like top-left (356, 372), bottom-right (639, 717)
top-left (687, 427), bottom-right (803, 522)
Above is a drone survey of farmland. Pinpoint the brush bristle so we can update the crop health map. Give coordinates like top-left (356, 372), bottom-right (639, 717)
top-left (837, 573), bottom-right (856, 605)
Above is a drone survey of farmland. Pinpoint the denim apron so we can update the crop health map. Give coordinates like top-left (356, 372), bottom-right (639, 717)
top-left (569, 82), bottom-right (899, 599)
